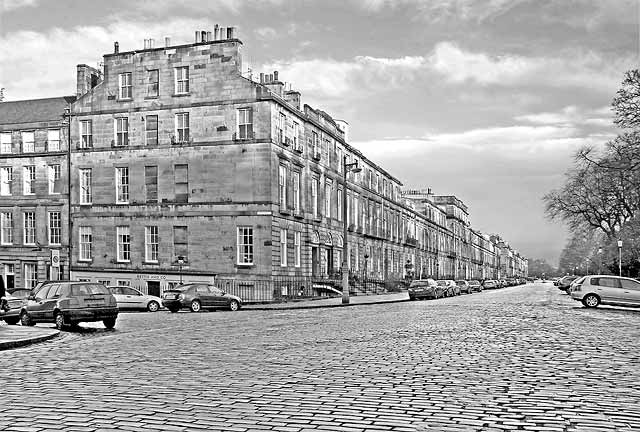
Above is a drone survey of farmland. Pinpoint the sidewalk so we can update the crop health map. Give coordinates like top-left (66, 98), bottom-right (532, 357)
top-left (243, 291), bottom-right (410, 311)
top-left (0, 324), bottom-right (59, 350)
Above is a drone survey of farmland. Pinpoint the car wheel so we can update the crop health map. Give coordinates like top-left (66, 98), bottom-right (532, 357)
top-left (20, 312), bottom-right (34, 326)
top-left (103, 318), bottom-right (117, 329)
top-left (582, 294), bottom-right (600, 308)
top-left (4, 317), bottom-right (19, 325)
top-left (190, 300), bottom-right (201, 312)
top-left (147, 300), bottom-right (160, 312)
top-left (229, 300), bottom-right (240, 311)
top-left (55, 312), bottom-right (65, 330)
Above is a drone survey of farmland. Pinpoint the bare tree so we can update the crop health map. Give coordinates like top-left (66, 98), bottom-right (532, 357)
top-left (613, 69), bottom-right (640, 129)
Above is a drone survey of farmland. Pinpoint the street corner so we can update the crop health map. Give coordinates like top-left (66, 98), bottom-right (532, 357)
top-left (0, 325), bottom-right (59, 350)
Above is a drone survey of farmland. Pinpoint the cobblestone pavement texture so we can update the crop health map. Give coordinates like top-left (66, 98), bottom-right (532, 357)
top-left (1, 283), bottom-right (639, 432)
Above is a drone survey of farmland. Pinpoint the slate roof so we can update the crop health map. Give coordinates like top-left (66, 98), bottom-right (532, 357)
top-left (0, 96), bottom-right (76, 125)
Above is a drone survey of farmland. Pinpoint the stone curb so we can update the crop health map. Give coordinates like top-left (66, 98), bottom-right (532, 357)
top-left (0, 328), bottom-right (60, 351)
top-left (243, 298), bottom-right (410, 311)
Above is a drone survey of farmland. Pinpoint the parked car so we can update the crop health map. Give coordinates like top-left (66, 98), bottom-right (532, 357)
top-left (20, 281), bottom-right (119, 330)
top-left (506, 278), bottom-right (516, 286)
top-left (436, 280), bottom-right (459, 296)
top-left (455, 280), bottom-right (471, 294)
top-left (468, 280), bottom-right (482, 292)
top-left (483, 280), bottom-right (498, 289)
top-left (408, 279), bottom-right (443, 300)
top-left (566, 276), bottom-right (586, 295)
top-left (107, 286), bottom-right (163, 312)
top-left (571, 275), bottom-right (640, 308)
top-left (557, 275), bottom-right (579, 292)
top-left (162, 283), bottom-right (242, 312)
top-left (0, 289), bottom-right (31, 325)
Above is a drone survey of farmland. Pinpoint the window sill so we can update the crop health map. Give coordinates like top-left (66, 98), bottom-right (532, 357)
top-left (117, 261), bottom-right (131, 264)
top-left (79, 203), bottom-right (92, 206)
top-left (115, 202), bottom-right (130, 205)
top-left (294, 213), bottom-right (305, 220)
top-left (78, 259), bottom-right (93, 263)
top-left (144, 96), bottom-right (159, 100)
top-left (236, 263), bottom-right (254, 268)
top-left (172, 93), bottom-right (190, 97)
top-left (143, 261), bottom-right (159, 265)
top-left (280, 209), bottom-right (291, 216)
top-left (118, 98), bottom-right (133, 102)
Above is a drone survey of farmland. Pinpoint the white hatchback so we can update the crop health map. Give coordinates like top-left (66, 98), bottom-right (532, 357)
top-left (107, 286), bottom-right (163, 312)
top-left (570, 275), bottom-right (640, 308)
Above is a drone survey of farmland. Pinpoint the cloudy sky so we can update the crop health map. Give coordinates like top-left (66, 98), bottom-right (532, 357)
top-left (1, 0), bottom-right (636, 264)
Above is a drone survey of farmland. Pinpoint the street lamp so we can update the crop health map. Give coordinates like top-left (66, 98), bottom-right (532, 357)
top-left (177, 255), bottom-right (186, 284)
top-left (617, 239), bottom-right (623, 277)
top-left (342, 155), bottom-right (361, 305)
top-left (597, 247), bottom-right (603, 274)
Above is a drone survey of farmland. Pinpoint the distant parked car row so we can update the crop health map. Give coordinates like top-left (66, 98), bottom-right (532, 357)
top-left (407, 277), bottom-right (527, 301)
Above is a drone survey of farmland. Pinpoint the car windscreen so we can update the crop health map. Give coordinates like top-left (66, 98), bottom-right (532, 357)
top-left (436, 281), bottom-right (447, 286)
top-left (70, 284), bottom-right (110, 296)
top-left (455, 281), bottom-right (465, 285)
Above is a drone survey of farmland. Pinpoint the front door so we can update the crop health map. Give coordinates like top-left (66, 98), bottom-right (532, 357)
top-left (311, 247), bottom-right (320, 277)
top-left (619, 278), bottom-right (640, 305)
top-left (147, 281), bottom-right (160, 298)
top-left (327, 248), bottom-right (334, 276)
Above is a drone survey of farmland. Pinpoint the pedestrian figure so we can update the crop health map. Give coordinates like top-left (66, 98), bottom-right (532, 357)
top-left (0, 275), bottom-right (7, 313)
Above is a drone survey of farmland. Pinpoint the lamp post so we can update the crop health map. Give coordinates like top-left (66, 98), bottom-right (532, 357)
top-left (177, 255), bottom-right (186, 284)
top-left (342, 155), bottom-right (361, 305)
top-left (617, 239), bottom-right (623, 277)
top-left (597, 247), bottom-right (603, 274)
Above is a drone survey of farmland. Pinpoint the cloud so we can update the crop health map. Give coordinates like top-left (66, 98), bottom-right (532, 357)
top-left (254, 27), bottom-right (278, 40)
top-left (428, 42), bottom-right (625, 92)
top-left (351, 124), bottom-right (606, 164)
top-left (355, 0), bottom-right (529, 22)
top-left (1, 0), bottom-right (37, 12)
top-left (0, 18), bottom-right (209, 100)
top-left (515, 105), bottom-right (614, 128)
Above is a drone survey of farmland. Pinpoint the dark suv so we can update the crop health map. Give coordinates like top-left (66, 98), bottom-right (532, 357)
top-left (20, 281), bottom-right (119, 330)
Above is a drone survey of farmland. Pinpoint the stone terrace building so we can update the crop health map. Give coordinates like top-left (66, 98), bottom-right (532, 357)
top-left (0, 97), bottom-right (75, 289)
top-left (2, 29), bottom-right (527, 296)
top-left (68, 29), bottom-right (446, 297)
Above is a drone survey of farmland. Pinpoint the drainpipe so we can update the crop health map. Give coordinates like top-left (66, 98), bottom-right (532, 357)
top-left (65, 106), bottom-right (72, 280)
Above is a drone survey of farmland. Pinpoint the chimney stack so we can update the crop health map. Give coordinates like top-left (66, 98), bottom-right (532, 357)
top-left (259, 73), bottom-right (264, 83)
top-left (195, 31), bottom-right (201, 43)
top-left (214, 24), bottom-right (219, 40)
top-left (227, 27), bottom-right (235, 39)
top-left (274, 70), bottom-right (279, 81)
top-left (219, 27), bottom-right (226, 40)
top-left (114, 41), bottom-right (119, 54)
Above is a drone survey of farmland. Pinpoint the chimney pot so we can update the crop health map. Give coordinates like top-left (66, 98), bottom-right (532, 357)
top-left (207, 31), bottom-right (212, 42)
top-left (259, 73), bottom-right (264, 83)
top-left (165, 37), bottom-right (171, 47)
top-left (195, 31), bottom-right (201, 43)
top-left (214, 24), bottom-right (219, 40)
top-left (227, 27), bottom-right (234, 39)
top-left (269, 73), bottom-right (274, 82)
top-left (201, 30), bottom-right (207, 42)
top-left (219, 27), bottom-right (226, 39)
top-left (114, 41), bottom-right (119, 54)
top-left (150, 38), bottom-right (155, 49)
top-left (274, 70), bottom-right (279, 81)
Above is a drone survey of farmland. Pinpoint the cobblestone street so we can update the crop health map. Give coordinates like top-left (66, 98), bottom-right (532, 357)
top-left (2, 283), bottom-right (639, 432)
